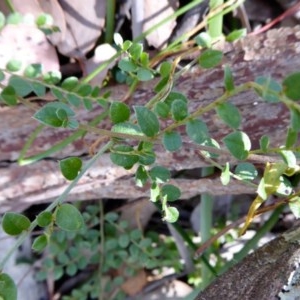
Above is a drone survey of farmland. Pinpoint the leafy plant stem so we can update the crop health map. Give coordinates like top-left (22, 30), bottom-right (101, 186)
top-left (219, 205), bottom-right (284, 275)
top-left (105, 0), bottom-right (116, 44)
top-left (98, 199), bottom-right (105, 300)
top-left (18, 110), bottom-right (109, 165)
top-left (0, 141), bottom-right (113, 271)
top-left (200, 167), bottom-right (215, 289)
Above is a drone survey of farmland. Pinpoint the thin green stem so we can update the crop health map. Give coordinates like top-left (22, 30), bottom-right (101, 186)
top-left (4, 0), bottom-right (15, 12)
top-left (200, 167), bottom-right (215, 289)
top-left (105, 0), bottom-right (116, 44)
top-left (208, 0), bottom-right (224, 38)
top-left (0, 141), bottom-right (113, 271)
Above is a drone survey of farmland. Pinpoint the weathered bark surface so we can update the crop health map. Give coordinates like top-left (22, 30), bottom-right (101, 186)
top-left (1, 26), bottom-right (300, 212)
top-left (196, 223), bottom-right (300, 300)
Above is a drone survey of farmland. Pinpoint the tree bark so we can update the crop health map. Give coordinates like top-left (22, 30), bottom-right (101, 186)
top-left (196, 222), bottom-right (300, 300)
top-left (1, 26), bottom-right (300, 212)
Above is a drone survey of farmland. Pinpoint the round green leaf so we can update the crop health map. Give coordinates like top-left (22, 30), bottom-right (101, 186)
top-left (255, 76), bottom-right (281, 103)
top-left (110, 101), bottom-right (131, 124)
top-left (43, 70), bottom-right (62, 84)
top-left (136, 67), bottom-right (153, 81)
top-left (128, 42), bottom-right (143, 60)
top-left (24, 64), bottom-right (42, 78)
top-left (163, 206), bottom-right (179, 223)
top-left (1, 86), bottom-right (17, 106)
top-left (37, 211), bottom-right (53, 227)
top-left (283, 72), bottom-right (300, 101)
top-left (76, 84), bottom-right (92, 97)
top-left (0, 273), bottom-right (17, 300)
top-left (110, 145), bottom-right (139, 169)
top-left (154, 102), bottom-right (170, 118)
top-left (149, 166), bottom-right (171, 183)
top-left (118, 57), bottom-right (137, 72)
top-left (59, 157), bottom-right (82, 180)
top-left (61, 76), bottom-right (79, 91)
top-left (216, 102), bottom-right (241, 129)
top-left (223, 131), bottom-right (251, 160)
top-left (171, 99), bottom-right (188, 121)
top-left (195, 32), bottom-right (212, 48)
top-left (6, 59), bottom-right (22, 72)
top-left (118, 233), bottom-right (130, 248)
top-left (55, 203), bottom-right (84, 231)
top-left (9, 75), bottom-right (32, 96)
top-left (2, 212), bottom-right (31, 236)
top-left (198, 49), bottom-right (223, 69)
top-left (161, 184), bottom-right (181, 202)
top-left (186, 119), bottom-right (208, 144)
top-left (134, 106), bottom-right (160, 137)
top-left (224, 65), bottom-right (234, 91)
top-left (105, 212), bottom-right (119, 222)
top-left (235, 162), bottom-right (258, 181)
top-left (160, 61), bottom-right (172, 78)
top-left (135, 165), bottom-right (149, 187)
top-left (163, 131), bottom-right (182, 152)
top-left (32, 234), bottom-right (48, 252)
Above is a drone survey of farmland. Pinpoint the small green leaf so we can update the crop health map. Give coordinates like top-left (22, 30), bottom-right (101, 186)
top-left (260, 135), bottom-right (269, 152)
top-left (283, 72), bottom-right (300, 101)
top-left (255, 76), bottom-right (281, 103)
top-left (195, 32), bottom-right (212, 48)
top-left (154, 101), bottom-right (170, 118)
top-left (110, 101), bottom-right (131, 124)
top-left (0, 273), bottom-right (17, 300)
top-left (186, 119), bottom-right (208, 144)
top-left (280, 150), bottom-right (297, 168)
top-left (24, 63), bottom-right (42, 78)
top-left (37, 211), bottom-right (52, 227)
top-left (149, 166), bottom-right (170, 183)
top-left (163, 206), bottom-right (179, 223)
top-left (6, 59), bottom-right (22, 72)
top-left (226, 28), bottom-right (246, 42)
top-left (150, 182), bottom-right (160, 202)
top-left (1, 86), bottom-right (17, 106)
top-left (285, 128), bottom-right (298, 148)
top-left (224, 65), bottom-right (234, 91)
top-left (118, 57), bottom-right (137, 72)
top-left (31, 82), bottom-right (46, 97)
top-left (221, 162), bottom-right (230, 185)
top-left (223, 131), bottom-right (251, 160)
top-left (55, 203), bottom-right (84, 231)
top-left (134, 106), bottom-right (160, 137)
top-left (165, 91), bottom-right (187, 105)
top-left (128, 43), bottom-right (143, 60)
top-left (290, 108), bottom-right (300, 132)
top-left (35, 13), bottom-right (52, 26)
top-left (163, 131), bottom-right (182, 152)
top-left (112, 122), bottom-right (143, 136)
top-left (122, 40), bottom-right (132, 51)
top-left (140, 52), bottom-right (149, 67)
top-left (136, 67), bottom-right (153, 81)
top-left (2, 212), bottom-right (31, 235)
top-left (83, 98), bottom-right (93, 110)
top-left (161, 184), bottom-right (181, 202)
top-left (216, 102), bottom-right (241, 129)
top-left (59, 157), bottom-right (82, 180)
top-left (171, 99), bottom-right (188, 121)
top-left (66, 94), bottom-right (81, 107)
top-left (160, 61), bottom-right (172, 78)
top-left (43, 70), bottom-right (61, 84)
top-left (32, 234), bottom-right (48, 252)
top-left (33, 106), bottom-right (63, 127)
top-left (66, 263), bottom-right (77, 276)
top-left (135, 165), bottom-right (149, 187)
top-left (235, 162), bottom-right (258, 181)
top-left (76, 84), bottom-right (92, 97)
top-left (114, 32), bottom-right (124, 47)
top-left (105, 212), bottom-right (119, 222)
top-left (198, 49), bottom-right (223, 69)
top-left (9, 75), bottom-right (32, 96)
top-left (61, 77), bottom-right (79, 91)
top-left (118, 233), bottom-right (130, 248)
top-left (51, 87), bottom-right (64, 101)
top-left (110, 144), bottom-right (139, 169)
top-left (289, 196), bottom-right (300, 218)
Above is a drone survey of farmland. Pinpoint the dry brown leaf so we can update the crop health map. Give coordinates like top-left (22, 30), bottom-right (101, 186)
top-left (0, 24), bottom-right (59, 73)
top-left (52, 0), bottom-right (106, 58)
top-left (121, 269), bottom-right (147, 296)
top-left (143, 0), bottom-right (178, 49)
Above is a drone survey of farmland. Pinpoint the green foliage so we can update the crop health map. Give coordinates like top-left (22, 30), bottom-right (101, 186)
top-left (2, 212), bottom-right (31, 236)
top-left (0, 273), bottom-right (17, 300)
top-left (35, 204), bottom-right (181, 299)
top-left (55, 203), bottom-right (84, 231)
top-left (59, 157), bottom-right (82, 180)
